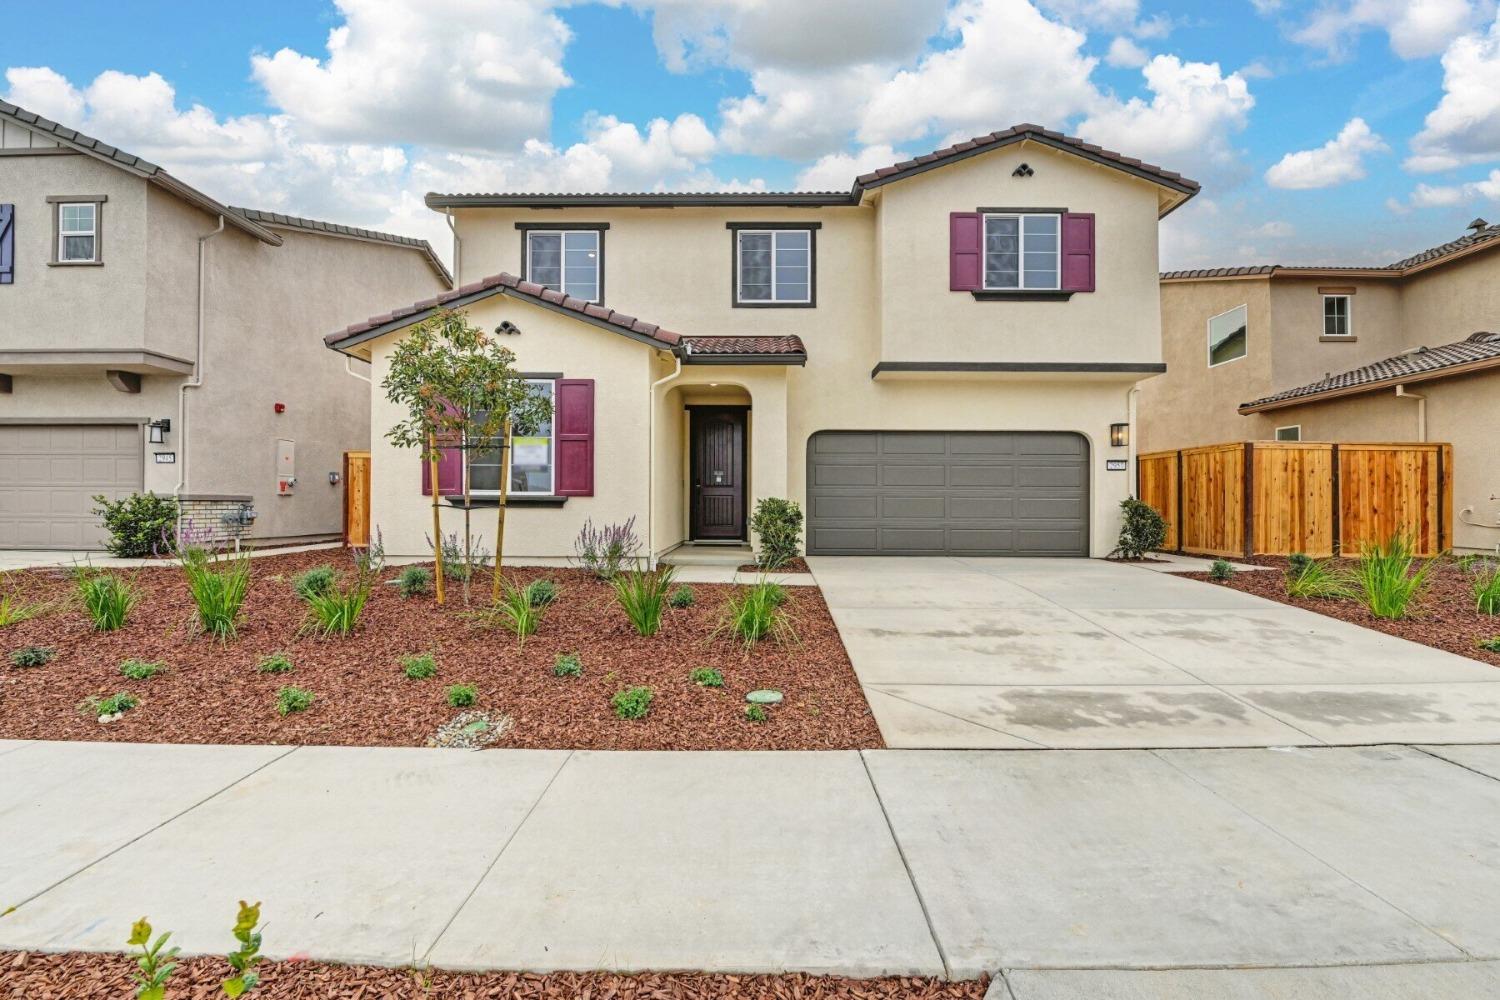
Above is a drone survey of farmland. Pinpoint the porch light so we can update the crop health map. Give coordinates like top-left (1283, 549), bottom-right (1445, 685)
top-left (147, 418), bottom-right (171, 444)
top-left (1110, 423), bottom-right (1129, 448)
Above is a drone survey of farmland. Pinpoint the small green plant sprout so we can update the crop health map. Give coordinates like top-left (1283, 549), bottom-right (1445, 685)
top-left (82, 691), bottom-right (139, 720)
top-left (256, 652), bottom-right (293, 674)
top-left (397, 565), bottom-right (432, 599)
top-left (1287, 556), bottom-right (1353, 600)
top-left (745, 704), bottom-right (769, 723)
top-left (612, 685), bottom-right (654, 720)
top-left (1349, 532), bottom-right (1436, 620)
top-left (1479, 637), bottom-right (1500, 654)
top-left (79, 572), bottom-right (140, 631)
top-left (1471, 560), bottom-right (1500, 615)
top-left (120, 658), bottom-right (165, 681)
top-left (552, 652), bottom-right (583, 678)
top-left (9, 644), bottom-right (55, 667)
top-left (402, 653), bottom-right (438, 680)
top-left (612, 563), bottom-right (678, 636)
top-left (127, 915), bottom-right (180, 1000)
top-left (446, 683), bottom-right (478, 708)
top-left (293, 564), bottom-right (338, 600)
top-left (690, 667), bottom-right (724, 688)
top-left (526, 578), bottom-right (560, 607)
top-left (668, 585), bottom-right (696, 609)
top-left (221, 899), bottom-right (264, 997)
top-left (1208, 559), bottom-right (1235, 581)
top-left (275, 686), bottom-right (315, 715)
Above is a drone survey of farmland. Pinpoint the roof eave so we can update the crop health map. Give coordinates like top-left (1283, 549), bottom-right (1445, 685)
top-left (424, 191), bottom-right (855, 209)
top-left (1238, 356), bottom-right (1500, 413)
top-left (150, 174), bottom-right (282, 246)
top-left (678, 352), bottom-right (808, 367)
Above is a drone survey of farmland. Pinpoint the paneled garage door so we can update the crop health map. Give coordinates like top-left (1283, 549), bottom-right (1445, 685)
top-left (806, 431), bottom-right (1089, 556)
top-left (0, 424), bottom-right (143, 549)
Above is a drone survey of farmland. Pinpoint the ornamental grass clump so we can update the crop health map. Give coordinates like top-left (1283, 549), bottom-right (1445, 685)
top-left (1286, 556), bottom-right (1353, 600)
top-left (300, 545), bottom-right (380, 639)
top-left (1348, 532), bottom-right (1435, 620)
top-left (181, 543), bottom-right (251, 641)
top-left (718, 577), bottom-right (795, 650)
top-left (612, 563), bottom-right (677, 637)
top-left (1471, 561), bottom-right (1500, 615)
top-left (0, 573), bottom-right (50, 629)
top-left (79, 572), bottom-right (139, 631)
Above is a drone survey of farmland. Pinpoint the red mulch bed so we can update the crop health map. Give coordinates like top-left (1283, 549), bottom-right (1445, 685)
top-left (0, 551), bottom-right (881, 750)
top-left (0, 952), bottom-right (986, 999)
top-left (737, 558), bottom-right (811, 574)
top-left (1182, 556), bottom-right (1500, 669)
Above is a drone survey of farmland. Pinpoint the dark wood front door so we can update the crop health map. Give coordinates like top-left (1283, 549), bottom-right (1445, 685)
top-left (690, 407), bottom-right (747, 540)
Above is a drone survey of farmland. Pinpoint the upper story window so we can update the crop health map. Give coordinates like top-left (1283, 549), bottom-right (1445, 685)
top-left (522, 227), bottom-right (602, 303)
top-left (48, 195), bottom-right (106, 265)
top-left (1275, 425), bottom-right (1302, 442)
top-left (1208, 304), bottom-right (1248, 367)
top-left (1323, 294), bottom-right (1352, 337)
top-left (469, 379), bottom-right (555, 496)
top-left (984, 213), bottom-right (1058, 290)
top-left (732, 225), bottom-right (816, 307)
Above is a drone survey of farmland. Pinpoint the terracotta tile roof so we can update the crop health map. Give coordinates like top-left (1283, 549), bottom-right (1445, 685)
top-left (230, 207), bottom-right (452, 285)
top-left (1240, 332), bottom-right (1500, 411)
top-left (1162, 223), bottom-right (1500, 280)
top-left (1159, 265), bottom-right (1279, 280)
top-left (680, 336), bottom-right (807, 357)
top-left (1389, 223), bottom-right (1500, 269)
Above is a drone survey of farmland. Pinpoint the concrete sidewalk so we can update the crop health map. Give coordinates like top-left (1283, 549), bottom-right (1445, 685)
top-left (5, 740), bottom-right (1500, 995)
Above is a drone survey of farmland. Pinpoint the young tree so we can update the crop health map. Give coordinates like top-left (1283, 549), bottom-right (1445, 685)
top-left (382, 308), bottom-right (551, 604)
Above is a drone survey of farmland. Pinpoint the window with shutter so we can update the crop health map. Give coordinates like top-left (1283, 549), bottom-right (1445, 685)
top-left (0, 205), bottom-right (13, 285)
top-left (555, 379), bottom-right (595, 497)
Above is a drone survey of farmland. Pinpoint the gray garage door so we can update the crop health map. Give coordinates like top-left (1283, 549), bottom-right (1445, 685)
top-left (0, 424), bottom-right (143, 549)
top-left (806, 431), bottom-right (1089, 556)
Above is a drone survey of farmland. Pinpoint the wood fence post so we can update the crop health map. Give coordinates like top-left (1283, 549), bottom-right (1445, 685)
top-left (1330, 443), bottom-right (1341, 557)
top-left (1243, 442), bottom-right (1254, 559)
top-left (1175, 449), bottom-right (1184, 554)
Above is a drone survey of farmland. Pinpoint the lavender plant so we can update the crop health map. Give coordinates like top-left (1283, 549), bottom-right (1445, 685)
top-left (573, 517), bottom-right (640, 579)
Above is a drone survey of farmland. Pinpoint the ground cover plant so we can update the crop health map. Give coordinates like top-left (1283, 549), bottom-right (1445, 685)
top-left (9, 644), bottom-right (54, 667)
top-left (0, 551), bottom-right (879, 750)
top-left (79, 572), bottom-right (139, 631)
top-left (275, 686), bottom-right (314, 715)
top-left (446, 683), bottom-right (478, 707)
top-left (691, 666), bottom-right (724, 688)
top-left (82, 691), bottom-right (138, 718)
top-left (612, 685), bottom-right (653, 719)
top-left (401, 653), bottom-right (438, 680)
top-left (120, 658), bottom-right (165, 680)
top-left (553, 652), bottom-right (583, 677)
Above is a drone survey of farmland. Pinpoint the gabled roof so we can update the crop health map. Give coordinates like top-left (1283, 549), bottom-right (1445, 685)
top-left (1239, 332), bottom-right (1500, 413)
top-left (1162, 223), bottom-right (1500, 282)
top-left (427, 124), bottom-right (1199, 219)
top-left (229, 207), bottom-right (452, 285)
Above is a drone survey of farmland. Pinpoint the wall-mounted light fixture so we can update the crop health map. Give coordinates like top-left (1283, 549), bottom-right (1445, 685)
top-left (328, 471), bottom-right (341, 486)
top-left (147, 417), bottom-right (171, 444)
top-left (1110, 423), bottom-right (1130, 448)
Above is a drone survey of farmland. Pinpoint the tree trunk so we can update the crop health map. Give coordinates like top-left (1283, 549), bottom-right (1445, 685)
top-left (429, 431), bottom-right (445, 605)
top-left (461, 434), bottom-right (473, 606)
top-left (492, 417), bottom-right (512, 604)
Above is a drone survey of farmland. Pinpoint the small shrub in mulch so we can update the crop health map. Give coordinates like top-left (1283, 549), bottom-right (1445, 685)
top-left (9, 645), bottom-right (55, 668)
top-left (119, 658), bottom-right (165, 681)
top-left (446, 683), bottom-right (478, 708)
top-left (552, 652), bottom-right (583, 678)
top-left (525, 578), bottom-right (559, 607)
top-left (396, 564), bottom-right (431, 599)
top-left (81, 691), bottom-right (138, 720)
top-left (1208, 559), bottom-right (1235, 581)
top-left (746, 704), bottom-right (769, 723)
top-left (690, 667), bottom-right (724, 688)
top-left (668, 584), bottom-right (696, 608)
top-left (293, 565), bottom-right (338, 600)
top-left (256, 652), bottom-right (294, 674)
top-left (276, 686), bottom-right (315, 716)
top-left (1479, 637), bottom-right (1500, 654)
top-left (401, 653), bottom-right (438, 680)
top-left (612, 685), bottom-right (653, 720)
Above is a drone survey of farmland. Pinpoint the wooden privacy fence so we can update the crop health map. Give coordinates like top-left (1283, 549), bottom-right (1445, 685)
top-left (343, 450), bottom-right (371, 547)
top-left (1137, 441), bottom-right (1452, 558)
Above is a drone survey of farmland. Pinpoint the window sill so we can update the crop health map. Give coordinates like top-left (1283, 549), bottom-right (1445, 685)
top-left (444, 495), bottom-right (568, 508)
top-left (732, 301), bottom-right (816, 309)
top-left (1319, 335), bottom-right (1357, 343)
top-left (47, 260), bottom-right (104, 267)
top-left (971, 290), bottom-right (1074, 301)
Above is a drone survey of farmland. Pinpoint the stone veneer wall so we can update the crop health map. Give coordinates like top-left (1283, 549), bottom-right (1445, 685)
top-left (178, 495), bottom-right (257, 547)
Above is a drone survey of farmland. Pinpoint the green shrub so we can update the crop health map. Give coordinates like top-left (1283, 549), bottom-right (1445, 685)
top-left (612, 685), bottom-right (653, 720)
top-left (690, 666), bottom-right (724, 688)
top-left (1349, 533), bottom-right (1435, 620)
top-left (92, 492), bottom-right (178, 558)
top-left (1113, 498), bottom-right (1168, 560)
top-left (1287, 557), bottom-right (1352, 600)
top-left (1479, 637), bottom-right (1500, 654)
top-left (1208, 559), bottom-right (1235, 581)
top-left (120, 658), bottom-right (164, 680)
top-left (82, 691), bottom-right (139, 717)
top-left (745, 704), bottom-right (769, 723)
top-left (612, 564), bottom-right (677, 637)
top-left (182, 547), bottom-right (252, 641)
top-left (293, 565), bottom-right (337, 600)
top-left (1471, 562), bottom-right (1500, 615)
top-left (402, 653), bottom-right (438, 680)
top-left (256, 652), bottom-right (293, 674)
top-left (668, 585), bottom-right (696, 609)
top-left (78, 573), bottom-right (139, 632)
top-left (720, 578), bottom-right (795, 650)
top-left (446, 683), bottom-right (478, 708)
top-left (552, 652), bottom-right (583, 677)
top-left (526, 579), bottom-right (559, 607)
top-left (275, 686), bottom-right (315, 715)
top-left (1288, 552), bottom-right (1314, 576)
top-left (299, 577), bottom-right (371, 639)
top-left (9, 645), bottom-right (55, 667)
top-left (750, 498), bottom-right (803, 570)
top-left (397, 565), bottom-right (432, 599)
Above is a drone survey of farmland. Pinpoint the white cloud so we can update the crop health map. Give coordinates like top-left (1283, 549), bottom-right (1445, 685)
top-left (1264, 117), bottom-right (1387, 189)
top-left (1035, 0), bottom-right (1138, 31)
top-left (718, 65), bottom-right (889, 159)
top-left (2, 66), bottom-right (85, 122)
top-left (1406, 13), bottom-right (1500, 171)
top-left (1286, 0), bottom-right (1486, 60)
top-left (794, 144), bottom-right (903, 190)
top-left (1106, 36), bottom-right (1150, 68)
top-left (1389, 171), bottom-right (1500, 211)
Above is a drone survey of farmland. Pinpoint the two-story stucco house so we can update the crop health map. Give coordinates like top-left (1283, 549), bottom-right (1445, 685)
top-left (0, 100), bottom-right (451, 549)
top-left (325, 125), bottom-right (1198, 561)
top-left (1140, 219), bottom-right (1500, 552)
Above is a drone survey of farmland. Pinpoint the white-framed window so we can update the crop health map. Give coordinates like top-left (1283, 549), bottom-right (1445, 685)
top-left (983, 213), bottom-right (1059, 290)
top-left (1322, 294), bottom-right (1352, 337)
top-left (469, 379), bottom-right (556, 496)
top-left (526, 231), bottom-right (600, 302)
top-left (58, 202), bottom-right (98, 263)
top-left (1275, 425), bottom-right (1302, 442)
top-left (1207, 304), bottom-right (1248, 367)
top-left (735, 229), bottom-right (812, 304)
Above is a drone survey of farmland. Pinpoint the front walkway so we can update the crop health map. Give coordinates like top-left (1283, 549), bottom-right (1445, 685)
top-left (809, 556), bottom-right (1500, 749)
top-left (4, 740), bottom-right (1500, 994)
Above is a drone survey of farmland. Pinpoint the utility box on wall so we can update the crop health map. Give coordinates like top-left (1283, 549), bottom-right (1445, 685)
top-left (276, 438), bottom-right (296, 496)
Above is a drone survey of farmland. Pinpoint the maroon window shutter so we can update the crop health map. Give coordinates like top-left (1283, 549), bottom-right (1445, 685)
top-left (555, 379), bottom-right (594, 497)
top-left (420, 400), bottom-right (464, 496)
top-left (949, 212), bottom-right (982, 291)
top-left (1061, 212), bottom-right (1095, 292)
top-left (0, 205), bottom-right (14, 285)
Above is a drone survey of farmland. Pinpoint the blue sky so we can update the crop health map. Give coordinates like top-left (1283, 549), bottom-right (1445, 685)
top-left (4, 0), bottom-right (1499, 268)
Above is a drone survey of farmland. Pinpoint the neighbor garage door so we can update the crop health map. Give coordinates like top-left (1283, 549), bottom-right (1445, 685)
top-left (0, 424), bottom-right (142, 549)
top-left (806, 431), bottom-right (1089, 556)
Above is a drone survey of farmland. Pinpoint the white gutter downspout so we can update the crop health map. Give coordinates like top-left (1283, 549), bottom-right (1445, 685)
top-left (444, 207), bottom-right (462, 285)
top-left (647, 348), bottom-right (685, 566)
top-left (1125, 385), bottom-right (1142, 497)
top-left (175, 214), bottom-right (226, 525)
top-left (1395, 384), bottom-right (1426, 441)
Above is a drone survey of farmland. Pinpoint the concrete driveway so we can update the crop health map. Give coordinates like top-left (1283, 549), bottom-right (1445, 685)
top-left (809, 556), bottom-right (1500, 749)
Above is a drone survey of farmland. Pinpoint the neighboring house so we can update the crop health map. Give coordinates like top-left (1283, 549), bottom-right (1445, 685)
top-left (0, 100), bottom-right (451, 550)
top-left (1140, 219), bottom-right (1500, 551)
top-left (325, 125), bottom-right (1198, 561)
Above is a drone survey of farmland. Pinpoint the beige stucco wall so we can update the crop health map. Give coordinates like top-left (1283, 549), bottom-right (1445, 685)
top-left (1400, 250), bottom-right (1500, 344)
top-left (1266, 277), bottom-right (1407, 388)
top-left (1259, 369), bottom-right (1500, 552)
